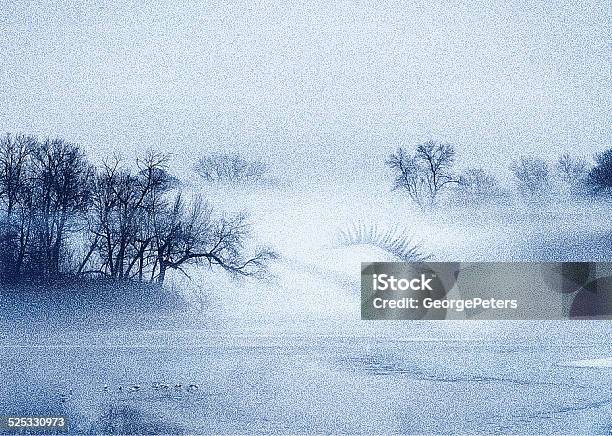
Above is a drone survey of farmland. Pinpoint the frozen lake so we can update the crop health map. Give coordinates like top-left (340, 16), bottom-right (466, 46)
top-left (2, 322), bottom-right (612, 434)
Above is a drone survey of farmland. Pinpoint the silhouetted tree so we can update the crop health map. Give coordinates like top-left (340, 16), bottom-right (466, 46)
top-left (587, 148), bottom-right (612, 194)
top-left (556, 154), bottom-right (589, 196)
top-left (510, 156), bottom-right (551, 200)
top-left (387, 140), bottom-right (458, 207)
top-left (195, 152), bottom-right (269, 184)
top-left (0, 134), bottom-right (35, 279)
top-left (456, 168), bottom-right (505, 204)
top-left (82, 152), bottom-right (275, 285)
top-left (0, 135), bottom-right (92, 280)
top-left (84, 153), bottom-right (172, 279)
top-left (152, 196), bottom-right (276, 284)
top-left (0, 134), bottom-right (276, 287)
top-left (29, 138), bottom-right (93, 277)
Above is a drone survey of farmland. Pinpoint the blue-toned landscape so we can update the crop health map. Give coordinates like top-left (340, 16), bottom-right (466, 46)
top-left (2, 1), bottom-right (611, 434)
top-left (3, 321), bottom-right (612, 434)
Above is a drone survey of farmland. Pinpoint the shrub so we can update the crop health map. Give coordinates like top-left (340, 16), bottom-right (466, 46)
top-left (556, 154), bottom-right (589, 196)
top-left (587, 148), bottom-right (612, 195)
top-left (456, 168), bottom-right (506, 204)
top-left (510, 156), bottom-right (552, 200)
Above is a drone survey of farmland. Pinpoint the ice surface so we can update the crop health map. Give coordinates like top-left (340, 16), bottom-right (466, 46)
top-left (2, 325), bottom-right (612, 434)
top-left (561, 358), bottom-right (612, 368)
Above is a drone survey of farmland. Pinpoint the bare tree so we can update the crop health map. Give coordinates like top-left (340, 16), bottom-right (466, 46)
top-left (0, 134), bottom-right (35, 279)
top-left (84, 153), bottom-right (172, 280)
top-left (152, 195), bottom-right (276, 284)
top-left (587, 148), bottom-right (612, 195)
top-left (510, 156), bottom-right (551, 200)
top-left (29, 138), bottom-right (93, 277)
top-left (387, 140), bottom-right (458, 207)
top-left (456, 168), bottom-right (505, 204)
top-left (387, 147), bottom-right (428, 206)
top-left (556, 154), bottom-right (589, 197)
top-left (0, 135), bottom-right (94, 280)
top-left (0, 135), bottom-right (277, 288)
top-left (195, 152), bottom-right (269, 184)
top-left (0, 134), bottom-right (34, 215)
top-left (83, 152), bottom-right (276, 285)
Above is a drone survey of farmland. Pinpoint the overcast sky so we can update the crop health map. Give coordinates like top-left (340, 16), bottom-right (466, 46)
top-left (1, 0), bottom-right (610, 185)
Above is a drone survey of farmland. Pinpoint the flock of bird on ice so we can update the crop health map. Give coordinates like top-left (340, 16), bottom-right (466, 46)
top-left (58, 382), bottom-right (200, 403)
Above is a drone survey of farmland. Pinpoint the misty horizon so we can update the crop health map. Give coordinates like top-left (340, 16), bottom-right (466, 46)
top-left (1, 0), bottom-right (610, 187)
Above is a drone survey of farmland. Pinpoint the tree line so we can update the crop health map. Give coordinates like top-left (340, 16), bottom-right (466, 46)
top-left (386, 140), bottom-right (612, 207)
top-left (0, 133), bottom-right (275, 286)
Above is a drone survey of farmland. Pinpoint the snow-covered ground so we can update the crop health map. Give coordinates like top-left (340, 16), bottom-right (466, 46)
top-left (3, 179), bottom-right (612, 434)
